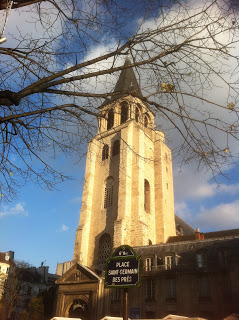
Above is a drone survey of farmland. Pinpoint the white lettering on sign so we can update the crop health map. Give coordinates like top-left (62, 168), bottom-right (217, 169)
top-left (108, 268), bottom-right (138, 276)
top-left (121, 276), bottom-right (132, 282)
top-left (112, 277), bottom-right (120, 283)
top-left (119, 251), bottom-right (127, 256)
top-left (120, 268), bottom-right (138, 275)
top-left (116, 261), bottom-right (129, 268)
top-left (108, 269), bottom-right (119, 275)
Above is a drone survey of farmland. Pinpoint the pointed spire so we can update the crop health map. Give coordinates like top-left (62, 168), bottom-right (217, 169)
top-left (113, 57), bottom-right (143, 98)
top-left (101, 57), bottom-right (143, 107)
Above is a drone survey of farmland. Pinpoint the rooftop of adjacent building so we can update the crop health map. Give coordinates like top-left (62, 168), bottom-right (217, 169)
top-left (0, 251), bottom-right (59, 283)
top-left (133, 228), bottom-right (239, 271)
top-left (175, 215), bottom-right (195, 235)
top-left (167, 227), bottom-right (239, 243)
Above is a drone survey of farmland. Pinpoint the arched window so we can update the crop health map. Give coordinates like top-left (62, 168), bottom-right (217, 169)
top-left (98, 233), bottom-right (112, 265)
top-left (104, 176), bottom-right (114, 208)
top-left (102, 144), bottom-right (109, 161)
top-left (120, 102), bottom-right (128, 124)
top-left (135, 106), bottom-right (140, 123)
top-left (107, 108), bottom-right (114, 130)
top-left (144, 179), bottom-right (150, 213)
top-left (112, 140), bottom-right (120, 157)
top-left (144, 115), bottom-right (149, 128)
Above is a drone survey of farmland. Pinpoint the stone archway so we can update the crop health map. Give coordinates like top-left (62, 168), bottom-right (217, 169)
top-left (68, 299), bottom-right (89, 320)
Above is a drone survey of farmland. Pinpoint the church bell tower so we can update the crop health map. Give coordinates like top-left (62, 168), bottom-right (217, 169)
top-left (73, 58), bottom-right (176, 269)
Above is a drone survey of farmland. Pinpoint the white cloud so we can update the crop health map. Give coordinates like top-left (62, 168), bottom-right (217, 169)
top-left (174, 162), bottom-right (239, 231)
top-left (0, 202), bottom-right (28, 219)
top-left (194, 200), bottom-right (239, 231)
top-left (174, 166), bottom-right (239, 203)
top-left (138, 0), bottom-right (239, 165)
top-left (61, 224), bottom-right (69, 232)
top-left (175, 199), bottom-right (239, 231)
top-left (1, 2), bottom-right (63, 47)
top-left (174, 201), bottom-right (192, 220)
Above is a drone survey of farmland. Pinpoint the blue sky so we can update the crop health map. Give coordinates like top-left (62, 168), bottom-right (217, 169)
top-left (0, 154), bottom-right (85, 272)
top-left (0, 0), bottom-right (239, 274)
top-left (0, 154), bottom-right (238, 274)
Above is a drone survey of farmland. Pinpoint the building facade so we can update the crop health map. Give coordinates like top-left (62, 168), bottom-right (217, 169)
top-left (0, 251), bottom-right (15, 301)
top-left (55, 59), bottom-right (239, 320)
top-left (73, 58), bottom-right (176, 269)
top-left (0, 252), bottom-right (59, 320)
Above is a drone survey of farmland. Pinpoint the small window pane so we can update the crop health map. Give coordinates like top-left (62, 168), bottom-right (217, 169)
top-left (146, 258), bottom-right (153, 271)
top-left (165, 256), bottom-right (173, 270)
top-left (196, 254), bottom-right (203, 268)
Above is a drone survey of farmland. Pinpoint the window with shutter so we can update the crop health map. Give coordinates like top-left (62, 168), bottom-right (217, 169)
top-left (166, 278), bottom-right (176, 302)
top-left (145, 279), bottom-right (155, 300)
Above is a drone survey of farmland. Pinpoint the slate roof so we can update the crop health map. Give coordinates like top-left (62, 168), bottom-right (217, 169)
top-left (100, 57), bottom-right (143, 107)
top-left (167, 228), bottom-right (239, 243)
top-left (204, 229), bottom-right (239, 239)
top-left (175, 215), bottom-right (195, 235)
top-left (133, 233), bottom-right (239, 270)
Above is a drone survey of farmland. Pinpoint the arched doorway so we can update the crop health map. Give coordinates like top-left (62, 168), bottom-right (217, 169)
top-left (69, 299), bottom-right (89, 320)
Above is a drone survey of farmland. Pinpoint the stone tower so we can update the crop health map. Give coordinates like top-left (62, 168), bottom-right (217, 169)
top-left (73, 58), bottom-right (176, 269)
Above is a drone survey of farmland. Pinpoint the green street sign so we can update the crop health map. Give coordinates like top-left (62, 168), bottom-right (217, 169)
top-left (105, 245), bottom-right (141, 288)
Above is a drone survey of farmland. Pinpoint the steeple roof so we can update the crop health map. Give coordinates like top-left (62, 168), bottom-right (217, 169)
top-left (114, 57), bottom-right (143, 98)
top-left (100, 57), bottom-right (143, 107)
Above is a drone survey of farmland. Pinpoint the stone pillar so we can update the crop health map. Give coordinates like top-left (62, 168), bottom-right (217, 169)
top-left (73, 139), bottom-right (98, 265)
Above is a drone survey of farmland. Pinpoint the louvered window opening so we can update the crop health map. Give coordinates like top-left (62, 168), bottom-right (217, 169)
top-left (104, 186), bottom-right (113, 208)
top-left (107, 108), bottom-right (114, 130)
top-left (144, 179), bottom-right (150, 213)
top-left (99, 234), bottom-right (112, 265)
top-left (102, 144), bottom-right (109, 161)
top-left (112, 140), bottom-right (120, 156)
top-left (135, 107), bottom-right (140, 122)
top-left (121, 102), bottom-right (128, 124)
